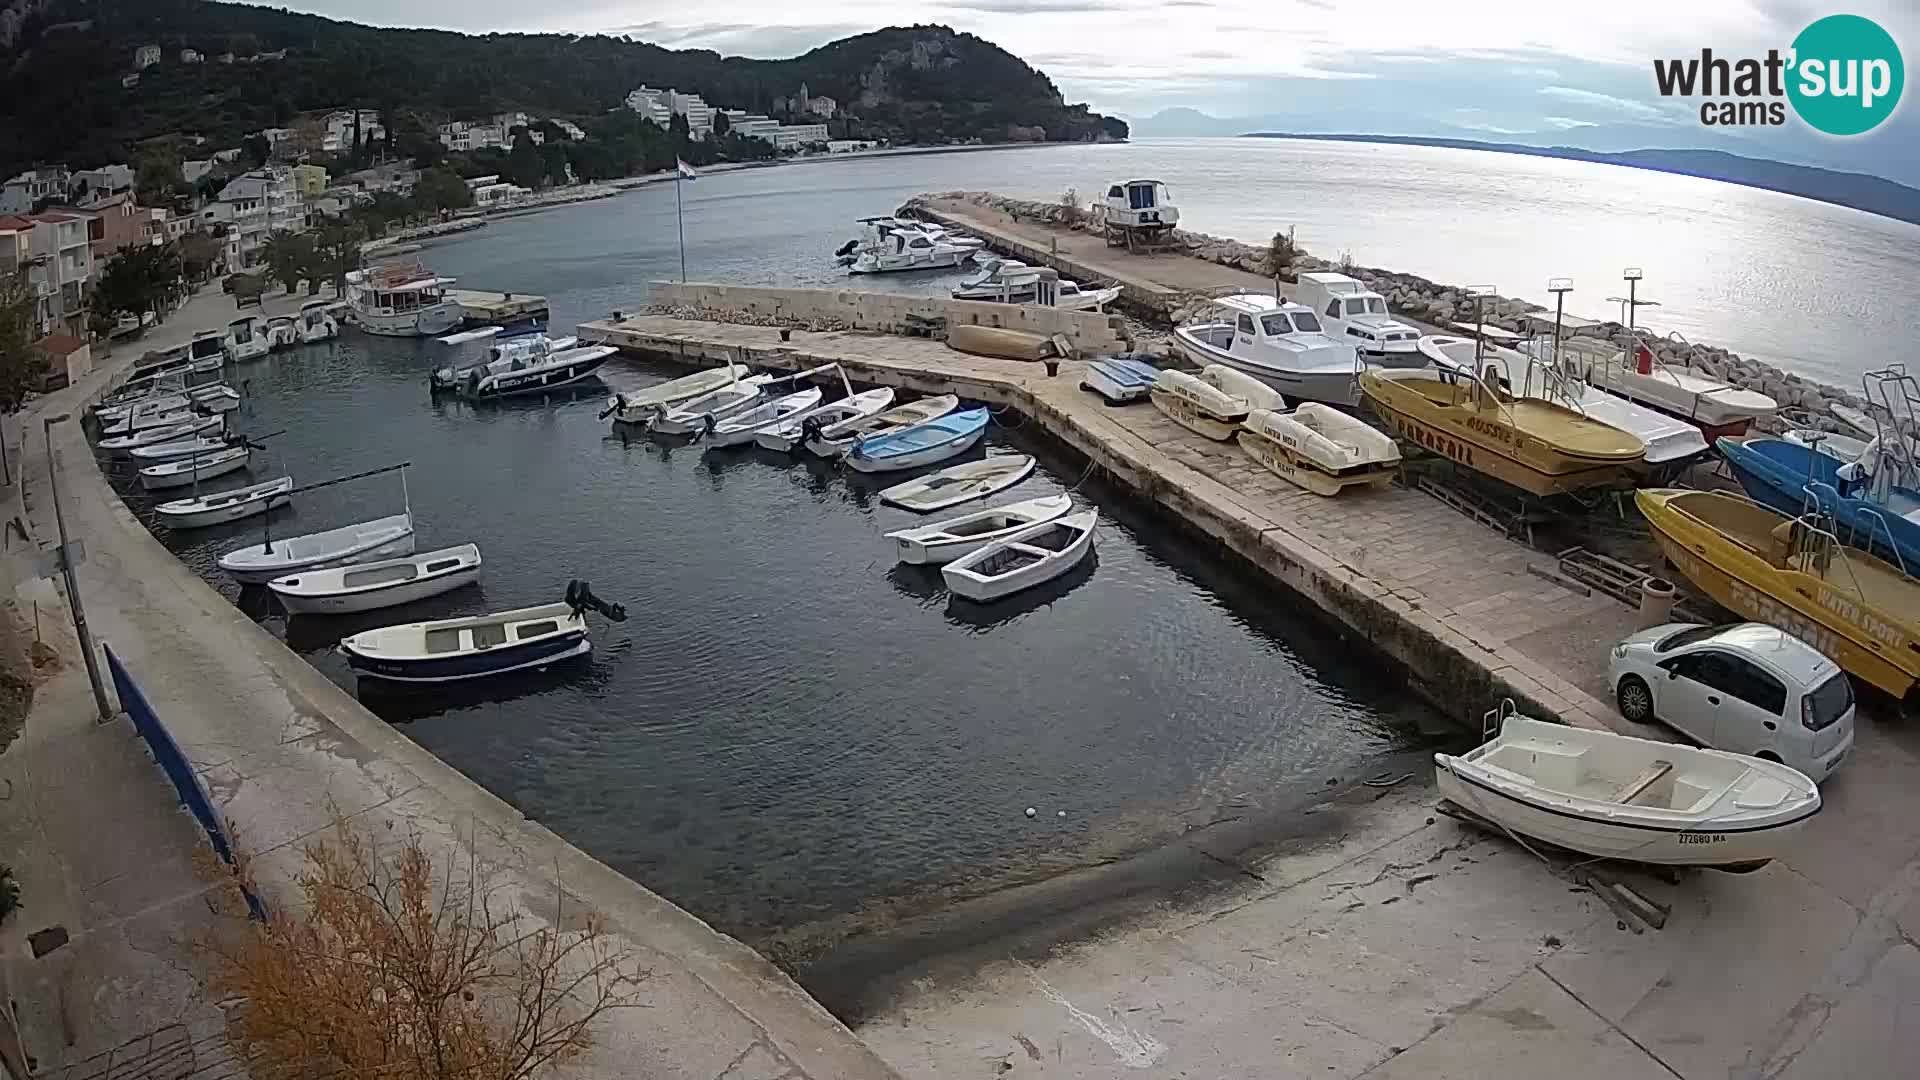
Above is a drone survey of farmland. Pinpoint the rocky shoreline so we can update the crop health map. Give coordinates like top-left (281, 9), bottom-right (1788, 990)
top-left (908, 191), bottom-right (1873, 435)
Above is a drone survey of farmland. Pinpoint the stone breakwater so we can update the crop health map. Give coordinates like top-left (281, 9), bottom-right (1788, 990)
top-left (906, 191), bottom-right (1875, 436)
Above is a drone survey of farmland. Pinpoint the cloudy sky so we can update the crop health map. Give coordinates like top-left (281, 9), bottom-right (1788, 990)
top-left (251, 0), bottom-right (1918, 180)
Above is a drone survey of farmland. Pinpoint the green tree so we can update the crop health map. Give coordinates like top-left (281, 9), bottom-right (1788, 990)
top-left (308, 223), bottom-right (363, 295)
top-left (262, 232), bottom-right (316, 294)
top-left (712, 111), bottom-right (731, 137)
top-left (0, 272), bottom-right (44, 413)
top-left (136, 155), bottom-right (185, 204)
top-left (242, 133), bottom-right (271, 167)
top-left (178, 229), bottom-right (222, 282)
top-left (412, 167), bottom-right (471, 213)
top-left (506, 133), bottom-right (543, 189)
top-left (93, 247), bottom-right (171, 323)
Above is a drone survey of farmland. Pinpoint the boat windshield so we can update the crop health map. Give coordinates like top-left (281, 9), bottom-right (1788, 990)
top-left (189, 337), bottom-right (223, 359)
top-left (1366, 297), bottom-right (1387, 314)
top-left (1265, 312), bottom-right (1322, 336)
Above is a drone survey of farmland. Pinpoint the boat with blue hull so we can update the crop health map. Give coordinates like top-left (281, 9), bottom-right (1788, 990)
top-left (339, 580), bottom-right (627, 683)
top-left (846, 407), bottom-right (990, 473)
top-left (1717, 435), bottom-right (1920, 572)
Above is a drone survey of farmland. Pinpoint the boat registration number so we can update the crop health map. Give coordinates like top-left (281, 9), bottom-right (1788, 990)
top-left (1677, 832), bottom-right (1726, 845)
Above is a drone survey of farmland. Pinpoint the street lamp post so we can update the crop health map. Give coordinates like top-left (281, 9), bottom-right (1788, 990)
top-left (43, 414), bottom-right (112, 722)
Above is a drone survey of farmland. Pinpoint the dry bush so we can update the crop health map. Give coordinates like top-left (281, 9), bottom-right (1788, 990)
top-left (1265, 228), bottom-right (1297, 277)
top-left (198, 816), bottom-right (644, 1080)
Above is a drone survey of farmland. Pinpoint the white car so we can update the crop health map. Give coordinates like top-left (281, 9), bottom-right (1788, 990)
top-left (1608, 622), bottom-right (1854, 780)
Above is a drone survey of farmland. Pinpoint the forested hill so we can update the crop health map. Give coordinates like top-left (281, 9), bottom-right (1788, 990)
top-left (0, 0), bottom-right (1127, 173)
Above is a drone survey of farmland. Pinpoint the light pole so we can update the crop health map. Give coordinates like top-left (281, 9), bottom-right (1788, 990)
top-left (43, 414), bottom-right (112, 722)
top-left (1547, 277), bottom-right (1574, 367)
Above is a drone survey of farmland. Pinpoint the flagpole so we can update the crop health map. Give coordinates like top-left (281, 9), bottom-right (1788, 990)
top-left (674, 167), bottom-right (687, 283)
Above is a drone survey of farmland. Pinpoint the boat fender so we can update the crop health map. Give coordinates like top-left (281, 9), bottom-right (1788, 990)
top-left (565, 580), bottom-right (628, 623)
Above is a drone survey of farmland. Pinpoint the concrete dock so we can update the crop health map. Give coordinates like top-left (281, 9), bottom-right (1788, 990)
top-left (450, 287), bottom-right (550, 328)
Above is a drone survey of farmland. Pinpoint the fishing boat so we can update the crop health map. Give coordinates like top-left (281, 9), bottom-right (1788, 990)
top-left (952, 257), bottom-right (1038, 301)
top-left (704, 387), bottom-right (823, 446)
top-left (952, 262), bottom-right (1118, 311)
top-left (650, 376), bottom-right (777, 435)
top-left (1199, 364), bottom-right (1286, 411)
top-left (845, 407), bottom-right (990, 473)
top-left (338, 580), bottom-right (625, 683)
top-left (129, 434), bottom-right (229, 463)
top-left (602, 364), bottom-right (755, 423)
top-left (154, 477), bottom-right (293, 529)
top-left (755, 388), bottom-right (894, 452)
top-left (432, 337), bottom-right (615, 400)
top-left (269, 544), bottom-right (482, 616)
top-left (1150, 369), bottom-right (1249, 441)
top-left (1359, 367), bottom-right (1645, 496)
top-left (887, 494), bottom-right (1074, 565)
top-left (837, 218), bottom-right (978, 274)
top-left (298, 300), bottom-right (340, 344)
top-left (1238, 405), bottom-right (1400, 496)
top-left (1717, 435), bottom-right (1920, 572)
top-left (137, 446), bottom-right (250, 490)
top-left (879, 454), bottom-right (1036, 512)
top-left (1577, 340), bottom-right (1777, 439)
top-left (99, 416), bottom-right (224, 457)
top-left (1293, 272), bottom-right (1424, 362)
top-left (1171, 293), bottom-right (1360, 406)
top-left (942, 509), bottom-right (1098, 602)
top-left (127, 344), bottom-right (194, 385)
top-left (218, 513), bottom-right (416, 584)
top-left (187, 330), bottom-right (227, 373)
top-left (265, 317), bottom-right (300, 351)
top-left (1082, 356), bottom-right (1159, 404)
top-left (189, 384), bottom-right (242, 412)
top-left (804, 394), bottom-right (959, 458)
top-left (1637, 488), bottom-right (1920, 702)
top-left (224, 316), bottom-right (269, 362)
top-left (344, 261), bottom-right (462, 337)
top-left (98, 391), bottom-right (188, 426)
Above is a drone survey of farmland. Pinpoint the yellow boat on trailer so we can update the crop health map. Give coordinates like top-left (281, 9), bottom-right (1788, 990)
top-left (1637, 488), bottom-right (1920, 702)
top-left (1360, 367), bottom-right (1645, 496)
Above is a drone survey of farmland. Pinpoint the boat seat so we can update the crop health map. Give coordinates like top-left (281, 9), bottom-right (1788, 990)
top-left (1611, 760), bottom-right (1673, 805)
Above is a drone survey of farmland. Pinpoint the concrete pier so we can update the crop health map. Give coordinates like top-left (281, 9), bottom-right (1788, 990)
top-left (579, 311), bottom-right (1634, 732)
top-left (451, 287), bottom-right (550, 328)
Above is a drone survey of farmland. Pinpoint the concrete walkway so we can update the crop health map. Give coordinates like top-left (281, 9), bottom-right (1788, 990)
top-left (2, 291), bottom-right (901, 1079)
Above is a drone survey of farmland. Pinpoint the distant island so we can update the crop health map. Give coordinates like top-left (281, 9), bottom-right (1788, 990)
top-left (1243, 132), bottom-right (1920, 229)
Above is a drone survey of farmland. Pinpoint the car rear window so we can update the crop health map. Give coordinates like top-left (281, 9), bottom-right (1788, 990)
top-left (1657, 625), bottom-right (1727, 651)
top-left (1804, 673), bottom-right (1852, 731)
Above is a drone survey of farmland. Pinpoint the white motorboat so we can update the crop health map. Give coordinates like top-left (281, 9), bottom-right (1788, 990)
top-left (224, 316), bottom-right (269, 362)
top-left (952, 257), bottom-right (1038, 301)
top-left (879, 454), bottom-right (1036, 513)
top-left (154, 477), bottom-right (293, 529)
top-left (704, 387), bottom-right (823, 446)
top-left (1238, 405), bottom-right (1400, 496)
top-left (432, 335), bottom-right (614, 400)
top-left (952, 261), bottom-right (1118, 311)
top-left (218, 513), bottom-right (417, 584)
top-left (269, 543), bottom-right (482, 615)
top-left (99, 416), bottom-right (223, 456)
top-left (265, 316), bottom-right (300, 351)
top-left (1172, 293), bottom-right (1360, 406)
top-left (756, 388), bottom-right (895, 452)
top-left (99, 391), bottom-right (189, 425)
top-left (604, 364), bottom-right (754, 423)
top-left (846, 407), bottom-right (990, 474)
top-left (805, 394), bottom-right (959, 458)
top-left (841, 220), bottom-right (976, 275)
top-left (138, 446), bottom-right (251, 490)
top-left (1198, 364), bottom-right (1286, 411)
top-left (344, 261), bottom-right (462, 337)
top-left (338, 581), bottom-right (625, 683)
top-left (1150, 370), bottom-right (1249, 441)
top-left (130, 434), bottom-right (231, 463)
top-left (1435, 708), bottom-right (1820, 871)
top-left (887, 494), bottom-right (1075, 565)
top-left (651, 375), bottom-right (777, 435)
top-left (298, 300), bottom-right (340, 343)
top-left (1420, 336), bottom-right (1709, 469)
top-left (1576, 341), bottom-right (1778, 439)
top-left (1293, 272), bottom-right (1423, 362)
top-left (942, 509), bottom-right (1098, 602)
top-left (187, 330), bottom-right (227, 373)
top-left (1083, 357), bottom-right (1158, 404)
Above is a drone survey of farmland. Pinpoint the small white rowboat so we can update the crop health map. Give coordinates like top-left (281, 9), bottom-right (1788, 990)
top-left (651, 376), bottom-right (775, 435)
top-left (130, 435), bottom-right (230, 463)
top-left (269, 543), bottom-right (482, 615)
top-left (138, 446), bottom-right (250, 490)
top-left (1150, 370), bottom-right (1249, 442)
top-left (605, 364), bottom-right (753, 423)
top-left (942, 509), bottom-right (1098, 602)
top-left (1237, 405), bottom-right (1400, 496)
top-left (705, 387), bottom-right (823, 446)
top-left (887, 494), bottom-right (1073, 565)
top-left (218, 513), bottom-right (417, 584)
top-left (806, 394), bottom-right (959, 458)
top-left (756, 388), bottom-right (895, 452)
top-left (879, 454), bottom-right (1035, 513)
top-left (100, 416), bottom-right (224, 457)
top-left (154, 477), bottom-right (292, 529)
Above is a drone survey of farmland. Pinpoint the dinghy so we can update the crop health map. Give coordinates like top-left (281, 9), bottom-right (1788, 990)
top-left (1199, 364), bottom-right (1286, 411)
top-left (130, 434), bottom-right (230, 463)
top-left (102, 403), bottom-right (198, 437)
top-left (879, 454), bottom-right (1036, 513)
top-left (154, 477), bottom-right (292, 529)
top-left (846, 407), bottom-right (990, 473)
top-left (218, 513), bottom-right (416, 584)
top-left (339, 580), bottom-right (626, 683)
top-left (804, 394), bottom-right (958, 458)
top-left (269, 543), bottom-right (482, 615)
top-left (603, 364), bottom-right (753, 423)
top-left (942, 509), bottom-right (1098, 602)
top-left (98, 392), bottom-right (188, 425)
top-left (650, 376), bottom-right (775, 434)
top-left (138, 446), bottom-right (250, 490)
top-left (1150, 370), bottom-right (1249, 441)
top-left (1435, 706), bottom-right (1820, 871)
top-left (1082, 357), bottom-right (1159, 404)
top-left (887, 494), bottom-right (1073, 565)
top-left (1238, 405), bottom-right (1400, 496)
top-left (755, 388), bottom-right (894, 452)
top-left (704, 387), bottom-right (823, 446)
top-left (190, 384), bottom-right (243, 413)
top-left (99, 416), bottom-right (224, 456)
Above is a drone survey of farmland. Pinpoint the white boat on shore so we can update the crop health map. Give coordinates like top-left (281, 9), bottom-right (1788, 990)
top-left (1150, 370), bottom-right (1249, 441)
top-left (99, 416), bottom-right (224, 456)
top-left (138, 446), bottom-right (251, 490)
top-left (805, 394), bottom-right (959, 458)
top-left (1293, 272), bottom-right (1424, 361)
top-left (652, 375), bottom-right (777, 435)
top-left (1238, 405), bottom-right (1400, 496)
top-left (1575, 340), bottom-right (1778, 439)
top-left (756, 388), bottom-right (895, 452)
top-left (345, 261), bottom-right (462, 337)
top-left (603, 364), bottom-right (754, 423)
top-left (1083, 357), bottom-right (1159, 404)
top-left (942, 509), bottom-right (1098, 602)
top-left (1172, 293), bottom-right (1361, 406)
top-left (879, 454), bottom-right (1035, 512)
top-left (887, 494), bottom-right (1073, 565)
top-left (155, 477), bottom-right (293, 529)
top-left (269, 543), bottom-right (482, 615)
top-left (1435, 707), bottom-right (1820, 871)
top-left (704, 387), bottom-right (823, 446)
top-left (218, 513), bottom-right (417, 584)
top-left (1198, 364), bottom-right (1286, 411)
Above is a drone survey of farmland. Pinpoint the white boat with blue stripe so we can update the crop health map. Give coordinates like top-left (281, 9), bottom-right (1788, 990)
top-left (339, 581), bottom-right (626, 683)
top-left (846, 407), bottom-right (990, 473)
top-left (1082, 356), bottom-right (1159, 404)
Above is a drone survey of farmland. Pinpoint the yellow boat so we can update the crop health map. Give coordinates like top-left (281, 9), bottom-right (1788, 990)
top-left (1360, 367), bottom-right (1645, 496)
top-left (1637, 488), bottom-right (1920, 701)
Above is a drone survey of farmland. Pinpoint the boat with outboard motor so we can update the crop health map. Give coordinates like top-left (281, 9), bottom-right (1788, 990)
top-left (339, 580), bottom-right (626, 683)
top-left (430, 330), bottom-right (613, 400)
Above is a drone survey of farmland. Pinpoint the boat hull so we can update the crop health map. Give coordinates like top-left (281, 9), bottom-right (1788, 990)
top-left (1171, 329), bottom-right (1359, 407)
top-left (221, 532), bottom-right (417, 585)
top-left (139, 452), bottom-right (249, 490)
top-left (464, 353), bottom-right (610, 400)
top-left (156, 489), bottom-right (290, 529)
top-left (845, 424), bottom-right (985, 473)
top-left (1717, 436), bottom-right (1920, 571)
top-left (273, 563), bottom-right (480, 615)
top-left (344, 633), bottom-right (588, 683)
top-left (1083, 359), bottom-right (1158, 404)
top-left (1236, 428), bottom-right (1394, 497)
top-left (351, 302), bottom-right (463, 338)
top-left (942, 513), bottom-right (1097, 602)
top-left (1149, 386), bottom-right (1242, 441)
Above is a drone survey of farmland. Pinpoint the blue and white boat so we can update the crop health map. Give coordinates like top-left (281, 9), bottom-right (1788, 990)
top-left (338, 581), bottom-right (626, 683)
top-left (845, 407), bottom-right (990, 474)
top-left (1082, 356), bottom-right (1159, 404)
top-left (1718, 435), bottom-right (1920, 571)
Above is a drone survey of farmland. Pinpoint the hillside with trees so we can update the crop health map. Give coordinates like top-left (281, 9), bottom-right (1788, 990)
top-left (0, 0), bottom-right (1127, 175)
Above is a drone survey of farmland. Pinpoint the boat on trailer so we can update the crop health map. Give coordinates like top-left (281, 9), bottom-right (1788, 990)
top-left (269, 544), bottom-right (482, 616)
top-left (887, 494), bottom-right (1073, 565)
top-left (755, 388), bottom-right (895, 452)
top-left (942, 509), bottom-right (1099, 602)
top-left (154, 477), bottom-right (293, 529)
top-left (804, 394), bottom-right (959, 458)
top-left (879, 454), bottom-right (1035, 512)
top-left (1238, 405), bottom-right (1400, 496)
top-left (338, 580), bottom-right (626, 683)
top-left (1150, 370), bottom-right (1249, 441)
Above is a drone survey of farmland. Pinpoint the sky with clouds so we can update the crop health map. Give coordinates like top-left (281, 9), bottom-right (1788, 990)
top-left (249, 0), bottom-right (1919, 181)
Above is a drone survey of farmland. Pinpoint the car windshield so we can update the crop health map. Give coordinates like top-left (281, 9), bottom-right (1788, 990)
top-left (1657, 625), bottom-right (1728, 651)
top-left (1804, 672), bottom-right (1852, 731)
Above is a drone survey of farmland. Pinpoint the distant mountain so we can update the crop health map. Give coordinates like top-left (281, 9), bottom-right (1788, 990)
top-left (0, 1), bottom-right (1126, 174)
top-left (1242, 133), bottom-right (1920, 228)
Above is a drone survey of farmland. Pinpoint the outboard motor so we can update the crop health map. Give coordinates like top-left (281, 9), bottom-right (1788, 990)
top-left (565, 580), bottom-right (628, 622)
top-left (797, 414), bottom-right (825, 453)
top-left (834, 238), bottom-right (860, 259)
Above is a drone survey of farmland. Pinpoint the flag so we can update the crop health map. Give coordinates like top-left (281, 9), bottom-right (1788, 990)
top-left (675, 159), bottom-right (698, 181)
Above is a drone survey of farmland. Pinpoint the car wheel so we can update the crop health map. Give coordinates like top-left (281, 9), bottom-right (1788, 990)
top-left (1616, 675), bottom-right (1656, 723)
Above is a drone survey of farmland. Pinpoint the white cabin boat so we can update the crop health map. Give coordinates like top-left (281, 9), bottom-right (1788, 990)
top-left (269, 544), bottom-right (482, 615)
top-left (298, 300), bottom-right (340, 343)
top-left (952, 260), bottom-right (1118, 311)
top-left (154, 477), bottom-right (293, 529)
top-left (879, 454), bottom-right (1035, 512)
top-left (345, 262), bottom-right (462, 337)
top-left (1435, 708), bottom-right (1820, 871)
top-left (1238, 405), bottom-right (1400, 496)
top-left (843, 222), bottom-right (975, 275)
top-left (755, 388), bottom-right (895, 452)
top-left (1172, 293), bottom-right (1360, 406)
top-left (187, 331), bottom-right (227, 372)
top-left (224, 316), bottom-right (269, 362)
top-left (1101, 179), bottom-right (1178, 231)
top-left (652, 375), bottom-right (777, 435)
top-left (705, 387), bottom-right (823, 446)
top-left (942, 509), bottom-right (1098, 602)
top-left (887, 494), bottom-right (1074, 565)
top-left (805, 394), bottom-right (959, 458)
top-left (265, 316), bottom-right (300, 351)
top-left (138, 446), bottom-right (251, 490)
top-left (604, 365), bottom-right (754, 423)
top-left (218, 513), bottom-right (417, 584)
top-left (1575, 341), bottom-right (1778, 439)
top-left (1293, 272), bottom-right (1423, 361)
top-left (1150, 370), bottom-right (1249, 441)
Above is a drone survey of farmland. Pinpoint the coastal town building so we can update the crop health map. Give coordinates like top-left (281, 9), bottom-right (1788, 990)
top-left (320, 109), bottom-right (384, 153)
top-left (202, 167), bottom-right (301, 267)
top-left (0, 210), bottom-right (93, 336)
top-left (70, 163), bottom-right (132, 199)
top-left (668, 90), bottom-right (715, 137)
top-left (1, 166), bottom-right (72, 213)
top-left (182, 159), bottom-right (214, 184)
top-left (772, 123), bottom-right (829, 150)
top-left (76, 191), bottom-right (165, 256)
top-left (289, 164), bottom-right (329, 198)
top-left (624, 86), bottom-right (673, 128)
top-left (554, 119), bottom-right (586, 141)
